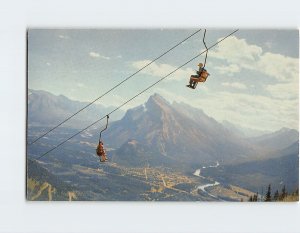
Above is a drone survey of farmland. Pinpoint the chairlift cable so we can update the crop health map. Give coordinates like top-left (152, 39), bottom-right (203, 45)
top-left (35, 29), bottom-right (239, 160)
top-left (28, 29), bottom-right (202, 145)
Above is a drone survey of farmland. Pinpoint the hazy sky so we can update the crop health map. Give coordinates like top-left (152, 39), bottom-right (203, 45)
top-left (28, 29), bottom-right (299, 131)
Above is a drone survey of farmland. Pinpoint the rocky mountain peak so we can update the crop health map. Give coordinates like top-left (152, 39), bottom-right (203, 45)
top-left (145, 93), bottom-right (172, 111)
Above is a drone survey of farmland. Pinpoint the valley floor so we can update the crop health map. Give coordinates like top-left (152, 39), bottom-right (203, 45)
top-left (27, 158), bottom-right (256, 201)
top-left (26, 126), bottom-right (297, 202)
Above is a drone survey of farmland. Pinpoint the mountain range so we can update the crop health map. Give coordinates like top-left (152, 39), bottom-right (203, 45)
top-left (102, 94), bottom-right (298, 166)
top-left (248, 127), bottom-right (299, 151)
top-left (28, 89), bottom-right (124, 128)
top-left (27, 90), bottom-right (299, 199)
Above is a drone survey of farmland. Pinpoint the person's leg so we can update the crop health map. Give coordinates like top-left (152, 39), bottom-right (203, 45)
top-left (191, 77), bottom-right (199, 82)
top-left (187, 76), bottom-right (193, 87)
top-left (190, 77), bottom-right (199, 88)
top-left (189, 77), bottom-right (193, 86)
top-left (190, 75), bottom-right (198, 80)
top-left (191, 81), bottom-right (196, 88)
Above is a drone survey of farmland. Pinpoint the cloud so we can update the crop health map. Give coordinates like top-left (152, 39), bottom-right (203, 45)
top-left (210, 36), bottom-right (262, 65)
top-left (131, 60), bottom-right (194, 81)
top-left (257, 52), bottom-right (298, 82)
top-left (193, 91), bottom-right (298, 131)
top-left (104, 94), bottom-right (148, 110)
top-left (89, 52), bottom-right (100, 58)
top-left (46, 62), bottom-right (51, 66)
top-left (222, 82), bottom-right (247, 90)
top-left (264, 41), bottom-right (273, 49)
top-left (89, 52), bottom-right (110, 60)
top-left (133, 84), bottom-right (296, 131)
top-left (58, 35), bottom-right (69, 39)
top-left (76, 83), bottom-right (85, 88)
top-left (155, 88), bottom-right (191, 103)
top-left (266, 82), bottom-right (298, 100)
top-left (210, 36), bottom-right (298, 83)
top-left (215, 64), bottom-right (241, 76)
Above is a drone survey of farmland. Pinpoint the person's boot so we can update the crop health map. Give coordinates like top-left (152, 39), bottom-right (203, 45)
top-left (191, 82), bottom-right (195, 89)
top-left (186, 80), bottom-right (192, 88)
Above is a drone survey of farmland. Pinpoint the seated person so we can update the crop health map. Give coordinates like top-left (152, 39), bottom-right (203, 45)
top-left (187, 63), bottom-right (210, 88)
top-left (96, 141), bottom-right (108, 162)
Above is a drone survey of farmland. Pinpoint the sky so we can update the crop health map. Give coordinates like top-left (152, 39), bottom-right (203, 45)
top-left (28, 29), bottom-right (299, 131)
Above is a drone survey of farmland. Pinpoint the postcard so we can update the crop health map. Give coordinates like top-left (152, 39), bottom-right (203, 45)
top-left (26, 29), bottom-right (299, 202)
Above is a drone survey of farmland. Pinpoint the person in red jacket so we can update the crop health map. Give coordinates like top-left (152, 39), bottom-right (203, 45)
top-left (96, 140), bottom-right (108, 162)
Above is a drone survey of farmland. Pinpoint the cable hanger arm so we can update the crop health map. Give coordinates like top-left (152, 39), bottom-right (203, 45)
top-left (99, 115), bottom-right (109, 141)
top-left (202, 29), bottom-right (208, 68)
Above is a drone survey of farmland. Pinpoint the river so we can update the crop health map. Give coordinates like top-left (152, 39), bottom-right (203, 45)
top-left (197, 181), bottom-right (220, 199)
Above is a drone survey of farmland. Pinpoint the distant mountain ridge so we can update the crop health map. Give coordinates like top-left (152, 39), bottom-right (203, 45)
top-left (28, 89), bottom-right (124, 128)
top-left (222, 120), bottom-right (271, 138)
top-left (248, 127), bottom-right (299, 151)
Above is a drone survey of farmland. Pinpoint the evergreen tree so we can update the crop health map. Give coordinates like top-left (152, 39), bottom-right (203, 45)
top-left (265, 184), bottom-right (272, 202)
top-left (249, 196), bottom-right (253, 202)
top-left (253, 192), bottom-right (258, 202)
top-left (273, 190), bottom-right (279, 201)
top-left (279, 185), bottom-right (287, 201)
